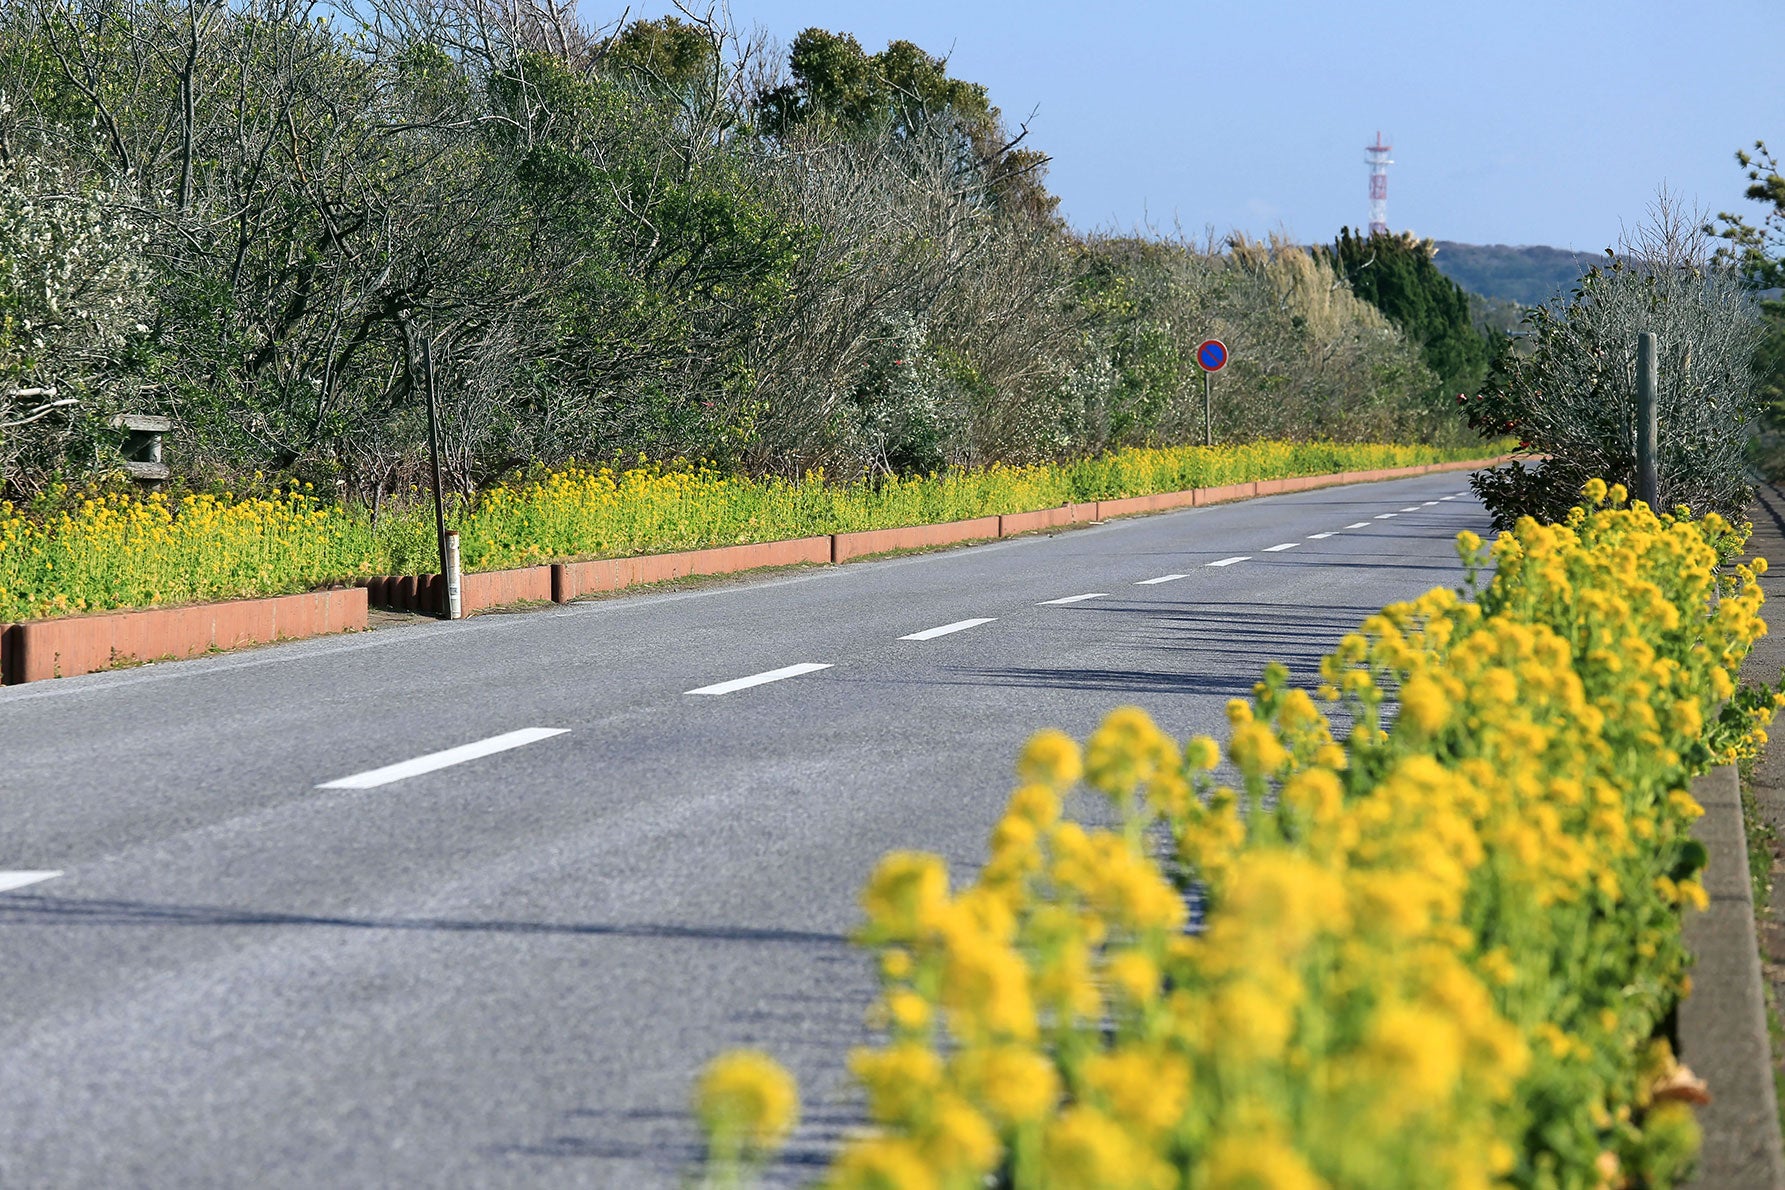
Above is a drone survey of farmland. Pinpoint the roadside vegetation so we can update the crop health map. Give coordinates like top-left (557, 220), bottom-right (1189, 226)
top-left (696, 486), bottom-right (1783, 1188)
top-left (1711, 141), bottom-right (1785, 480)
top-left (0, 439), bottom-right (1490, 622)
top-left (0, 3), bottom-right (1481, 509)
top-left (1466, 198), bottom-right (1764, 530)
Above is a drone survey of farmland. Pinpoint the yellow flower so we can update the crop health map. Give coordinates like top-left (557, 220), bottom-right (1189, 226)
top-left (939, 925), bottom-right (1037, 1041)
top-left (917, 1096), bottom-right (1000, 1177)
top-left (861, 852), bottom-right (950, 941)
top-left (951, 1044), bottom-right (1060, 1125)
top-left (1222, 849), bottom-right (1348, 955)
top-left (1396, 672), bottom-right (1450, 735)
top-left (1016, 729), bottom-right (1083, 789)
top-left (1081, 1047), bottom-right (1189, 1138)
top-left (1185, 734), bottom-right (1221, 771)
top-left (694, 1049), bottom-right (799, 1156)
top-left (1104, 949), bottom-right (1161, 1007)
top-left (1362, 1004), bottom-right (1463, 1116)
top-left (850, 1043), bottom-right (943, 1126)
top-left (1228, 720), bottom-right (1288, 775)
top-left (1043, 1106), bottom-right (1174, 1190)
top-left (1202, 1131), bottom-right (1326, 1190)
top-left (824, 1135), bottom-right (938, 1190)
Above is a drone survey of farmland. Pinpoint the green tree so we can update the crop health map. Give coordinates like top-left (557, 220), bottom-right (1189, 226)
top-left (758, 28), bottom-right (1056, 222)
top-left (1326, 228), bottom-right (1491, 397)
top-left (1711, 140), bottom-right (1785, 430)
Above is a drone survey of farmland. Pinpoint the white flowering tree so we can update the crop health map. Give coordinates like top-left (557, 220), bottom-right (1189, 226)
top-left (0, 145), bottom-right (149, 496)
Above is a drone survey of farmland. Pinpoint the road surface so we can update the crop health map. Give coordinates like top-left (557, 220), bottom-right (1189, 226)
top-left (0, 473), bottom-right (1489, 1187)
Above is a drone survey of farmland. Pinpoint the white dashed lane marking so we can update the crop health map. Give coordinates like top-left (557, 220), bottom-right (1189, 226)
top-left (0, 872), bottom-right (61, 893)
top-left (1375, 513), bottom-right (1398, 519)
top-left (1263, 543), bottom-right (1299, 552)
top-left (1038, 593), bottom-right (1108, 606)
top-left (687, 664), bottom-right (833, 696)
top-left (318, 728), bottom-right (571, 788)
top-left (1346, 522), bottom-right (1371, 529)
top-left (1135, 574), bottom-right (1187, 585)
top-left (1208, 557), bottom-right (1250, 567)
top-left (1307, 532), bottom-right (1334, 540)
top-left (900, 618), bottom-right (996, 641)
top-left (1400, 506), bottom-right (1420, 512)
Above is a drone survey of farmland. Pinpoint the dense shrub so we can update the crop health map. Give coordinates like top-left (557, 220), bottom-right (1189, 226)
top-left (1468, 204), bottom-right (1761, 529)
top-left (697, 482), bottom-right (1779, 1188)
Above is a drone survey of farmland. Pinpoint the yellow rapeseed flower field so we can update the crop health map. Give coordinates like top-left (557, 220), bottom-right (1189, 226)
top-left (696, 484), bottom-right (1778, 1188)
top-left (0, 442), bottom-right (1488, 622)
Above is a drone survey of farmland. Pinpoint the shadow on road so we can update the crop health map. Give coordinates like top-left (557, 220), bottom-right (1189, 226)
top-left (0, 896), bottom-right (847, 948)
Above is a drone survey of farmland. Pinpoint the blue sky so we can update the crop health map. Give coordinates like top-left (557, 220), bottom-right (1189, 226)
top-left (588, 0), bottom-right (1785, 251)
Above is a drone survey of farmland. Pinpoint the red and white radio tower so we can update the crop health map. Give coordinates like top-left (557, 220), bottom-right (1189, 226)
top-left (1366, 132), bottom-right (1393, 235)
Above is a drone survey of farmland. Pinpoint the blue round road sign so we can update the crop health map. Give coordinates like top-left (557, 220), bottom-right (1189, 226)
top-left (1196, 338), bottom-right (1229, 372)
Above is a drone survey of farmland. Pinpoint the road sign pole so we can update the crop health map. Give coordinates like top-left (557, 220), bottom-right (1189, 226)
top-left (1194, 337), bottom-right (1228, 448)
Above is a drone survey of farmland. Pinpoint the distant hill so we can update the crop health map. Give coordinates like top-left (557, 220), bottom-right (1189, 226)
top-left (1430, 241), bottom-right (1601, 308)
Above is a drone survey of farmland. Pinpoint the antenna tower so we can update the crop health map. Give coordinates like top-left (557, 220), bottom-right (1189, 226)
top-left (1366, 132), bottom-right (1393, 236)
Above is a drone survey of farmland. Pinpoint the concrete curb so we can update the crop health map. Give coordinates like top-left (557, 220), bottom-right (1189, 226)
top-left (552, 537), bottom-right (833, 602)
top-left (831, 518), bottom-right (1000, 563)
top-left (1681, 764), bottom-right (1785, 1188)
top-left (0, 454), bottom-right (1510, 684)
top-left (0, 587), bottom-right (367, 684)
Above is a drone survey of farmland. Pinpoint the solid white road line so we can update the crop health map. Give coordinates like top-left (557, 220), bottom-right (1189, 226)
top-left (1208, 556), bottom-right (1250, 567)
top-left (1136, 574), bottom-right (1188, 585)
top-left (1039, 593), bottom-right (1108, 605)
top-left (1346, 522), bottom-right (1372, 529)
top-left (1375, 513), bottom-right (1398, 519)
top-left (687, 663), bottom-right (833, 696)
top-left (0, 871), bottom-right (61, 893)
top-left (901, 618), bottom-right (996, 641)
top-left (318, 727), bottom-right (571, 789)
top-left (1264, 542), bottom-right (1299, 552)
top-left (1307, 532), bottom-right (1334, 540)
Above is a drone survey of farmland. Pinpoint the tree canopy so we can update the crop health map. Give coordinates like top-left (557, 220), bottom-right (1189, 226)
top-left (0, 1), bottom-right (1468, 502)
top-left (1326, 228), bottom-right (1492, 397)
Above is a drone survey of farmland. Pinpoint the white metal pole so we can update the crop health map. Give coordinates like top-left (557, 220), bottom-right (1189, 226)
top-left (445, 531), bottom-right (462, 621)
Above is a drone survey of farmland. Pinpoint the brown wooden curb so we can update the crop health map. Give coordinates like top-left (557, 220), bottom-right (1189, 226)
top-left (0, 455), bottom-right (1508, 684)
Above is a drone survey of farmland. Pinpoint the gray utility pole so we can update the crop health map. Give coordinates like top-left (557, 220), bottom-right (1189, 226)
top-left (1636, 332), bottom-right (1659, 509)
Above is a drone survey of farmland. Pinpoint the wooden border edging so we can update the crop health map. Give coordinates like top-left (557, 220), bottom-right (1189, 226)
top-left (0, 455), bottom-right (1509, 684)
top-left (0, 587), bottom-right (367, 684)
top-left (1680, 764), bottom-right (1785, 1187)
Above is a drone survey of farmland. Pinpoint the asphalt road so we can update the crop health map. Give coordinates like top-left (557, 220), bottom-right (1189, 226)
top-left (0, 473), bottom-right (1490, 1188)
